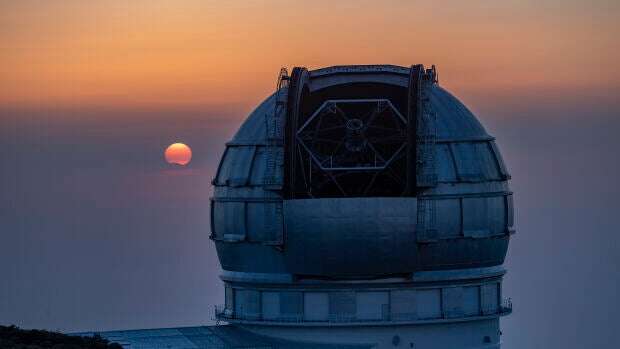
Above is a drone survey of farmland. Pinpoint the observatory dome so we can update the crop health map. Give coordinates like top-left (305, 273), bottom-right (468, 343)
top-left (211, 65), bottom-right (513, 278)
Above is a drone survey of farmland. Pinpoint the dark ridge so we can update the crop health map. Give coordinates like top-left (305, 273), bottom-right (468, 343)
top-left (0, 325), bottom-right (122, 349)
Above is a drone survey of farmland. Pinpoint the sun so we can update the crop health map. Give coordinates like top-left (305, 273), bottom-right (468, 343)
top-left (165, 143), bottom-right (192, 166)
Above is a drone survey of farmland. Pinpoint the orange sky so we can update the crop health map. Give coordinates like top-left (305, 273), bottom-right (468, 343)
top-left (1, 0), bottom-right (618, 110)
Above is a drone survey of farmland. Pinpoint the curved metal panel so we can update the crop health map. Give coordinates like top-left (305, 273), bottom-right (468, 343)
top-left (390, 290), bottom-right (416, 320)
top-left (490, 141), bottom-right (511, 179)
top-left (235, 289), bottom-right (260, 319)
top-left (212, 201), bottom-right (246, 241)
top-left (451, 142), bottom-right (483, 181)
top-left (283, 198), bottom-right (417, 276)
top-left (434, 198), bottom-right (462, 238)
top-left (215, 241), bottom-right (288, 273)
top-left (310, 65), bottom-right (410, 77)
top-left (462, 285), bottom-right (481, 316)
top-left (231, 93), bottom-right (276, 143)
top-left (475, 142), bottom-right (502, 180)
top-left (462, 196), bottom-right (507, 237)
top-left (280, 292), bottom-right (303, 320)
top-left (308, 65), bottom-right (409, 92)
top-left (481, 283), bottom-right (499, 315)
top-left (450, 141), bottom-right (504, 182)
top-left (309, 74), bottom-right (409, 92)
top-left (416, 289), bottom-right (441, 319)
top-left (248, 146), bottom-right (268, 186)
top-left (304, 292), bottom-right (329, 321)
top-left (430, 86), bottom-right (488, 140)
top-left (417, 236), bottom-right (509, 270)
top-left (442, 287), bottom-right (464, 318)
top-left (435, 143), bottom-right (458, 182)
top-left (215, 146), bottom-right (257, 187)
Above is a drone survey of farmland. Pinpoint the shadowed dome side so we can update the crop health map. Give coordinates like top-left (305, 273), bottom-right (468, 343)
top-left (431, 86), bottom-right (489, 140)
top-left (230, 93), bottom-right (279, 144)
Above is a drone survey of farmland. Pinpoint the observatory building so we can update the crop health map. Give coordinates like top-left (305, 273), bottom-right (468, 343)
top-left (86, 65), bottom-right (514, 348)
top-left (210, 64), bottom-right (515, 348)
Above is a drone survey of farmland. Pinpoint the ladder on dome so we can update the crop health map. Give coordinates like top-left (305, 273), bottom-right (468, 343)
top-left (263, 68), bottom-right (289, 247)
top-left (416, 66), bottom-right (438, 243)
top-left (264, 68), bottom-right (289, 190)
top-left (416, 66), bottom-right (438, 188)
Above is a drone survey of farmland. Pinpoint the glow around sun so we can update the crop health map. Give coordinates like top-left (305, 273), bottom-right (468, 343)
top-left (165, 143), bottom-right (192, 166)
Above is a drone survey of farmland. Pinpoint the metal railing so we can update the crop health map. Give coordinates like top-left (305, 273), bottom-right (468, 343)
top-left (215, 299), bottom-right (513, 325)
top-left (500, 297), bottom-right (513, 314)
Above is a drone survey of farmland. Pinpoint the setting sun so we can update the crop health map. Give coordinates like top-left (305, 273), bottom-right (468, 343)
top-left (165, 143), bottom-right (192, 166)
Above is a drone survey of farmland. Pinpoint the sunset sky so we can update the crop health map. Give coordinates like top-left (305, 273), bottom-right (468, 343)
top-left (1, 2), bottom-right (619, 349)
top-left (2, 0), bottom-right (618, 109)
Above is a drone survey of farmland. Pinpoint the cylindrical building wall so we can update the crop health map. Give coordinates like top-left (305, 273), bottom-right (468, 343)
top-left (216, 267), bottom-right (510, 326)
top-left (242, 319), bottom-right (502, 349)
